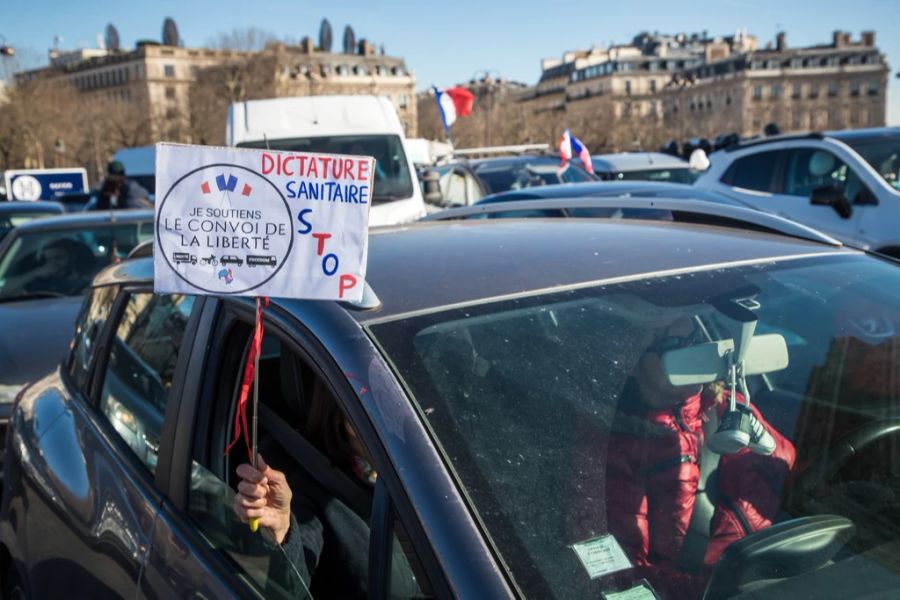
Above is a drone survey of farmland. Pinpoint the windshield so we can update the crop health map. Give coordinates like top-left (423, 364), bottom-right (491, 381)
top-left (617, 167), bottom-right (697, 184)
top-left (0, 223), bottom-right (152, 301)
top-left (842, 137), bottom-right (900, 191)
top-left (371, 253), bottom-right (900, 599)
top-left (239, 134), bottom-right (414, 203)
top-left (475, 161), bottom-right (595, 194)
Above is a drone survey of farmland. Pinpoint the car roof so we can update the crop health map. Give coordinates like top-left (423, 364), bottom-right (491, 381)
top-left (591, 152), bottom-right (689, 172)
top-left (8, 209), bottom-right (153, 233)
top-left (98, 220), bottom-right (853, 322)
top-left (467, 155), bottom-right (567, 169)
top-left (475, 181), bottom-right (739, 205)
top-left (0, 201), bottom-right (65, 214)
top-left (824, 127), bottom-right (900, 142)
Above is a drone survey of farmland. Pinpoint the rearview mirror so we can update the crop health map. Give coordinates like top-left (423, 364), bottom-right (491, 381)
top-left (810, 185), bottom-right (852, 219)
top-left (663, 333), bottom-right (789, 386)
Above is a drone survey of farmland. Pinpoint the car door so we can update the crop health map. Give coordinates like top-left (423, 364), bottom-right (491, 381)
top-left (140, 299), bottom-right (439, 599)
top-left (713, 148), bottom-right (782, 211)
top-left (2, 284), bottom-right (198, 597)
top-left (769, 146), bottom-right (871, 243)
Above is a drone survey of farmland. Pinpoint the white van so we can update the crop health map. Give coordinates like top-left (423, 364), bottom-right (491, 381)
top-left (227, 96), bottom-right (426, 226)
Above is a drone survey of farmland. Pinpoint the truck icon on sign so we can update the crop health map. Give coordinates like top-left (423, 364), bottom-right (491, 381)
top-left (247, 255), bottom-right (277, 268)
top-left (172, 252), bottom-right (197, 265)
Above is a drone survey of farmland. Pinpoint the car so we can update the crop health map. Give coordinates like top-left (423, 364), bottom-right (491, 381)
top-left (694, 127), bottom-right (900, 257)
top-left (0, 210), bottom-right (153, 437)
top-left (0, 201), bottom-right (65, 241)
top-left (220, 255), bottom-right (243, 267)
top-left (4, 210), bottom-right (900, 598)
top-left (246, 255), bottom-right (277, 268)
top-left (426, 155), bottom-right (598, 210)
top-left (591, 152), bottom-right (697, 184)
top-left (475, 180), bottom-right (749, 207)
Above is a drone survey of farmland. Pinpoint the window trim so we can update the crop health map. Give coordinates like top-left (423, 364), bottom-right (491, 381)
top-left (167, 297), bottom-right (451, 598)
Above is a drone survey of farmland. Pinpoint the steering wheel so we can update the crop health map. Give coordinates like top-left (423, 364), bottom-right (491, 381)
top-left (795, 418), bottom-right (900, 502)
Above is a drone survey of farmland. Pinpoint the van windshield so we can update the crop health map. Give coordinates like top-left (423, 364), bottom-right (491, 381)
top-left (239, 134), bottom-right (414, 203)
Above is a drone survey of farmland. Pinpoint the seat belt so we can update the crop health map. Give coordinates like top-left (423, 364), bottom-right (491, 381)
top-left (258, 402), bottom-right (372, 520)
top-left (677, 405), bottom-right (721, 574)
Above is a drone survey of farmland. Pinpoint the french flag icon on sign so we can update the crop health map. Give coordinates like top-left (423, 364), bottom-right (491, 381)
top-left (200, 173), bottom-right (252, 196)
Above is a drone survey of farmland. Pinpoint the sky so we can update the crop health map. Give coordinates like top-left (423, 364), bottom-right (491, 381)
top-left (4, 0), bottom-right (899, 124)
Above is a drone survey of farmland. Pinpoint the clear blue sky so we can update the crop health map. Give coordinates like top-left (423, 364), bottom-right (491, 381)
top-left (5, 0), bottom-right (899, 124)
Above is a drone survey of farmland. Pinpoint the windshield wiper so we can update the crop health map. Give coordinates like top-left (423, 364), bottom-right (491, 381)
top-left (0, 290), bottom-right (69, 303)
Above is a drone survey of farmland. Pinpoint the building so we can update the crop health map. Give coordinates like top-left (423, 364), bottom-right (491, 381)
top-left (16, 26), bottom-right (417, 145)
top-left (659, 31), bottom-right (889, 140)
top-left (515, 30), bottom-right (889, 151)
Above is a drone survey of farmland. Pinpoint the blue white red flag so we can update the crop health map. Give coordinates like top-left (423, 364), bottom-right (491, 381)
top-left (433, 86), bottom-right (474, 131)
top-left (559, 128), bottom-right (594, 174)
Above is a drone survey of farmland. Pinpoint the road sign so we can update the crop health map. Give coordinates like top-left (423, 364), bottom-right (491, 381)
top-left (3, 168), bottom-right (88, 201)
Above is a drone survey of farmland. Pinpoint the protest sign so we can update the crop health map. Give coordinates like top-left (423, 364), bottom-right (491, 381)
top-left (154, 143), bottom-right (373, 301)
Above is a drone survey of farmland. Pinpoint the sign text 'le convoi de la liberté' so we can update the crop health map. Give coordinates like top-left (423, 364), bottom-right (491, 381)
top-left (154, 143), bottom-right (374, 301)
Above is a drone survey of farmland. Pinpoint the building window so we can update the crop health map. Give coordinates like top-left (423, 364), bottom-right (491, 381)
top-left (190, 66), bottom-right (199, 79)
top-left (850, 81), bottom-right (861, 97)
top-left (166, 108), bottom-right (178, 120)
top-left (809, 83), bottom-right (819, 99)
top-left (649, 79), bottom-right (657, 93)
top-left (624, 80), bottom-right (632, 95)
top-left (867, 81), bottom-right (880, 96)
top-left (726, 95), bottom-right (732, 106)
top-left (164, 64), bottom-right (175, 78)
top-left (792, 83), bottom-right (801, 99)
top-left (165, 86), bottom-right (176, 100)
top-left (770, 84), bottom-right (781, 99)
top-left (790, 58), bottom-right (803, 69)
top-left (398, 94), bottom-right (408, 109)
top-left (828, 82), bottom-right (839, 97)
top-left (753, 84), bottom-right (762, 100)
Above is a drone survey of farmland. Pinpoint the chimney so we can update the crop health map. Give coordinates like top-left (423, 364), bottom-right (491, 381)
top-left (775, 32), bottom-right (786, 52)
top-left (300, 36), bottom-right (314, 54)
top-left (861, 31), bottom-right (875, 46)
top-left (833, 30), bottom-right (844, 48)
top-left (357, 39), bottom-right (376, 57)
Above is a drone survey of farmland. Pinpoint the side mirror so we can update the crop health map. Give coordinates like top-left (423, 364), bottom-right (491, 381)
top-left (810, 185), bottom-right (852, 219)
top-left (422, 169), bottom-right (443, 206)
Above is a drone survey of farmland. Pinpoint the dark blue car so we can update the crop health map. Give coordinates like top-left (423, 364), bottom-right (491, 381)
top-left (3, 216), bottom-right (900, 598)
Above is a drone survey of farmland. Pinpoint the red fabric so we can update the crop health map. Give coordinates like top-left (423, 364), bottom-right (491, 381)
top-left (225, 297), bottom-right (270, 461)
top-left (445, 86), bottom-right (474, 117)
top-left (571, 389), bottom-right (795, 597)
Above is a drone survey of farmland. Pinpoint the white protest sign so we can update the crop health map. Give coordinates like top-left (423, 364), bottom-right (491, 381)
top-left (154, 143), bottom-right (373, 301)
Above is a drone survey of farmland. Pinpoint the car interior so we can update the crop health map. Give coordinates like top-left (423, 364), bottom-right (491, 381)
top-left (372, 255), bottom-right (900, 598)
top-left (184, 307), bottom-right (433, 599)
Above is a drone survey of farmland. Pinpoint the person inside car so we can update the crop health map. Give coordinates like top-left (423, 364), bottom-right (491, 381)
top-left (572, 317), bottom-right (796, 598)
top-left (231, 378), bottom-right (416, 598)
top-left (2, 237), bottom-right (96, 296)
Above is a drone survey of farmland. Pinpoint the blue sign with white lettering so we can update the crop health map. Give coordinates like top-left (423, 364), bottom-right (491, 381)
top-left (4, 168), bottom-right (88, 201)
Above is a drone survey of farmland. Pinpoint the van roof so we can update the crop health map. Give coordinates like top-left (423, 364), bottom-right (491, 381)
top-left (228, 95), bottom-right (404, 146)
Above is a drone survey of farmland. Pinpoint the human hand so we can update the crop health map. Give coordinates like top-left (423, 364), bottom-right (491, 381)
top-left (232, 455), bottom-right (293, 544)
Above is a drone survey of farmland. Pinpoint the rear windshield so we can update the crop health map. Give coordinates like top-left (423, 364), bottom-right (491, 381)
top-left (839, 136), bottom-right (900, 191)
top-left (239, 134), bottom-right (414, 203)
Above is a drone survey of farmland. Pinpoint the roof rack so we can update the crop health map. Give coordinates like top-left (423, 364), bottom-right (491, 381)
top-left (724, 132), bottom-right (823, 152)
top-left (454, 144), bottom-right (550, 158)
top-left (422, 197), bottom-right (842, 248)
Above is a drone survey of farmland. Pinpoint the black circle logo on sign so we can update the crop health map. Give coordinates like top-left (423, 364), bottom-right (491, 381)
top-left (156, 163), bottom-right (294, 294)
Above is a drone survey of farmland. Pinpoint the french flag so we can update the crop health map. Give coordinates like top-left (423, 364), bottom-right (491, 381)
top-left (433, 86), bottom-right (474, 131)
top-left (559, 128), bottom-right (594, 174)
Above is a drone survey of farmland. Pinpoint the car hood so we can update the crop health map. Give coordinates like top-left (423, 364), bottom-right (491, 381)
top-left (0, 295), bottom-right (84, 386)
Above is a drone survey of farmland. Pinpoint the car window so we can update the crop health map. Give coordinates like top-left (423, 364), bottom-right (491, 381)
top-left (782, 148), bottom-right (866, 201)
top-left (68, 285), bottom-right (119, 390)
top-left (186, 325), bottom-right (433, 599)
top-left (438, 169), bottom-right (472, 208)
top-left (618, 168), bottom-right (696, 184)
top-left (99, 292), bottom-right (195, 474)
top-left (0, 223), bottom-right (152, 301)
top-left (721, 150), bottom-right (780, 192)
top-left (370, 253), bottom-right (900, 599)
top-left (488, 208), bottom-right (566, 219)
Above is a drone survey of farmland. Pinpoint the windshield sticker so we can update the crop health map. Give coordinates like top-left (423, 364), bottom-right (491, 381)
top-left (602, 580), bottom-right (660, 600)
top-left (571, 533), bottom-right (632, 579)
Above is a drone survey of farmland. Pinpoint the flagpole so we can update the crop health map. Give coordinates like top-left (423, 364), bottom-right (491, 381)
top-left (249, 295), bottom-right (261, 533)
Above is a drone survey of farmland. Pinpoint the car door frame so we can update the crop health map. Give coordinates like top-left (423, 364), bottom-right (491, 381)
top-left (159, 296), bottom-right (456, 599)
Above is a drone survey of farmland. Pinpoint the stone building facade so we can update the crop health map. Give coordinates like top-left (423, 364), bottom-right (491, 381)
top-left (17, 37), bottom-right (417, 144)
top-left (515, 30), bottom-right (889, 152)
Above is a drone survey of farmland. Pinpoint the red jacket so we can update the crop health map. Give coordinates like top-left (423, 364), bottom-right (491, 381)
top-left (570, 387), bottom-right (795, 597)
